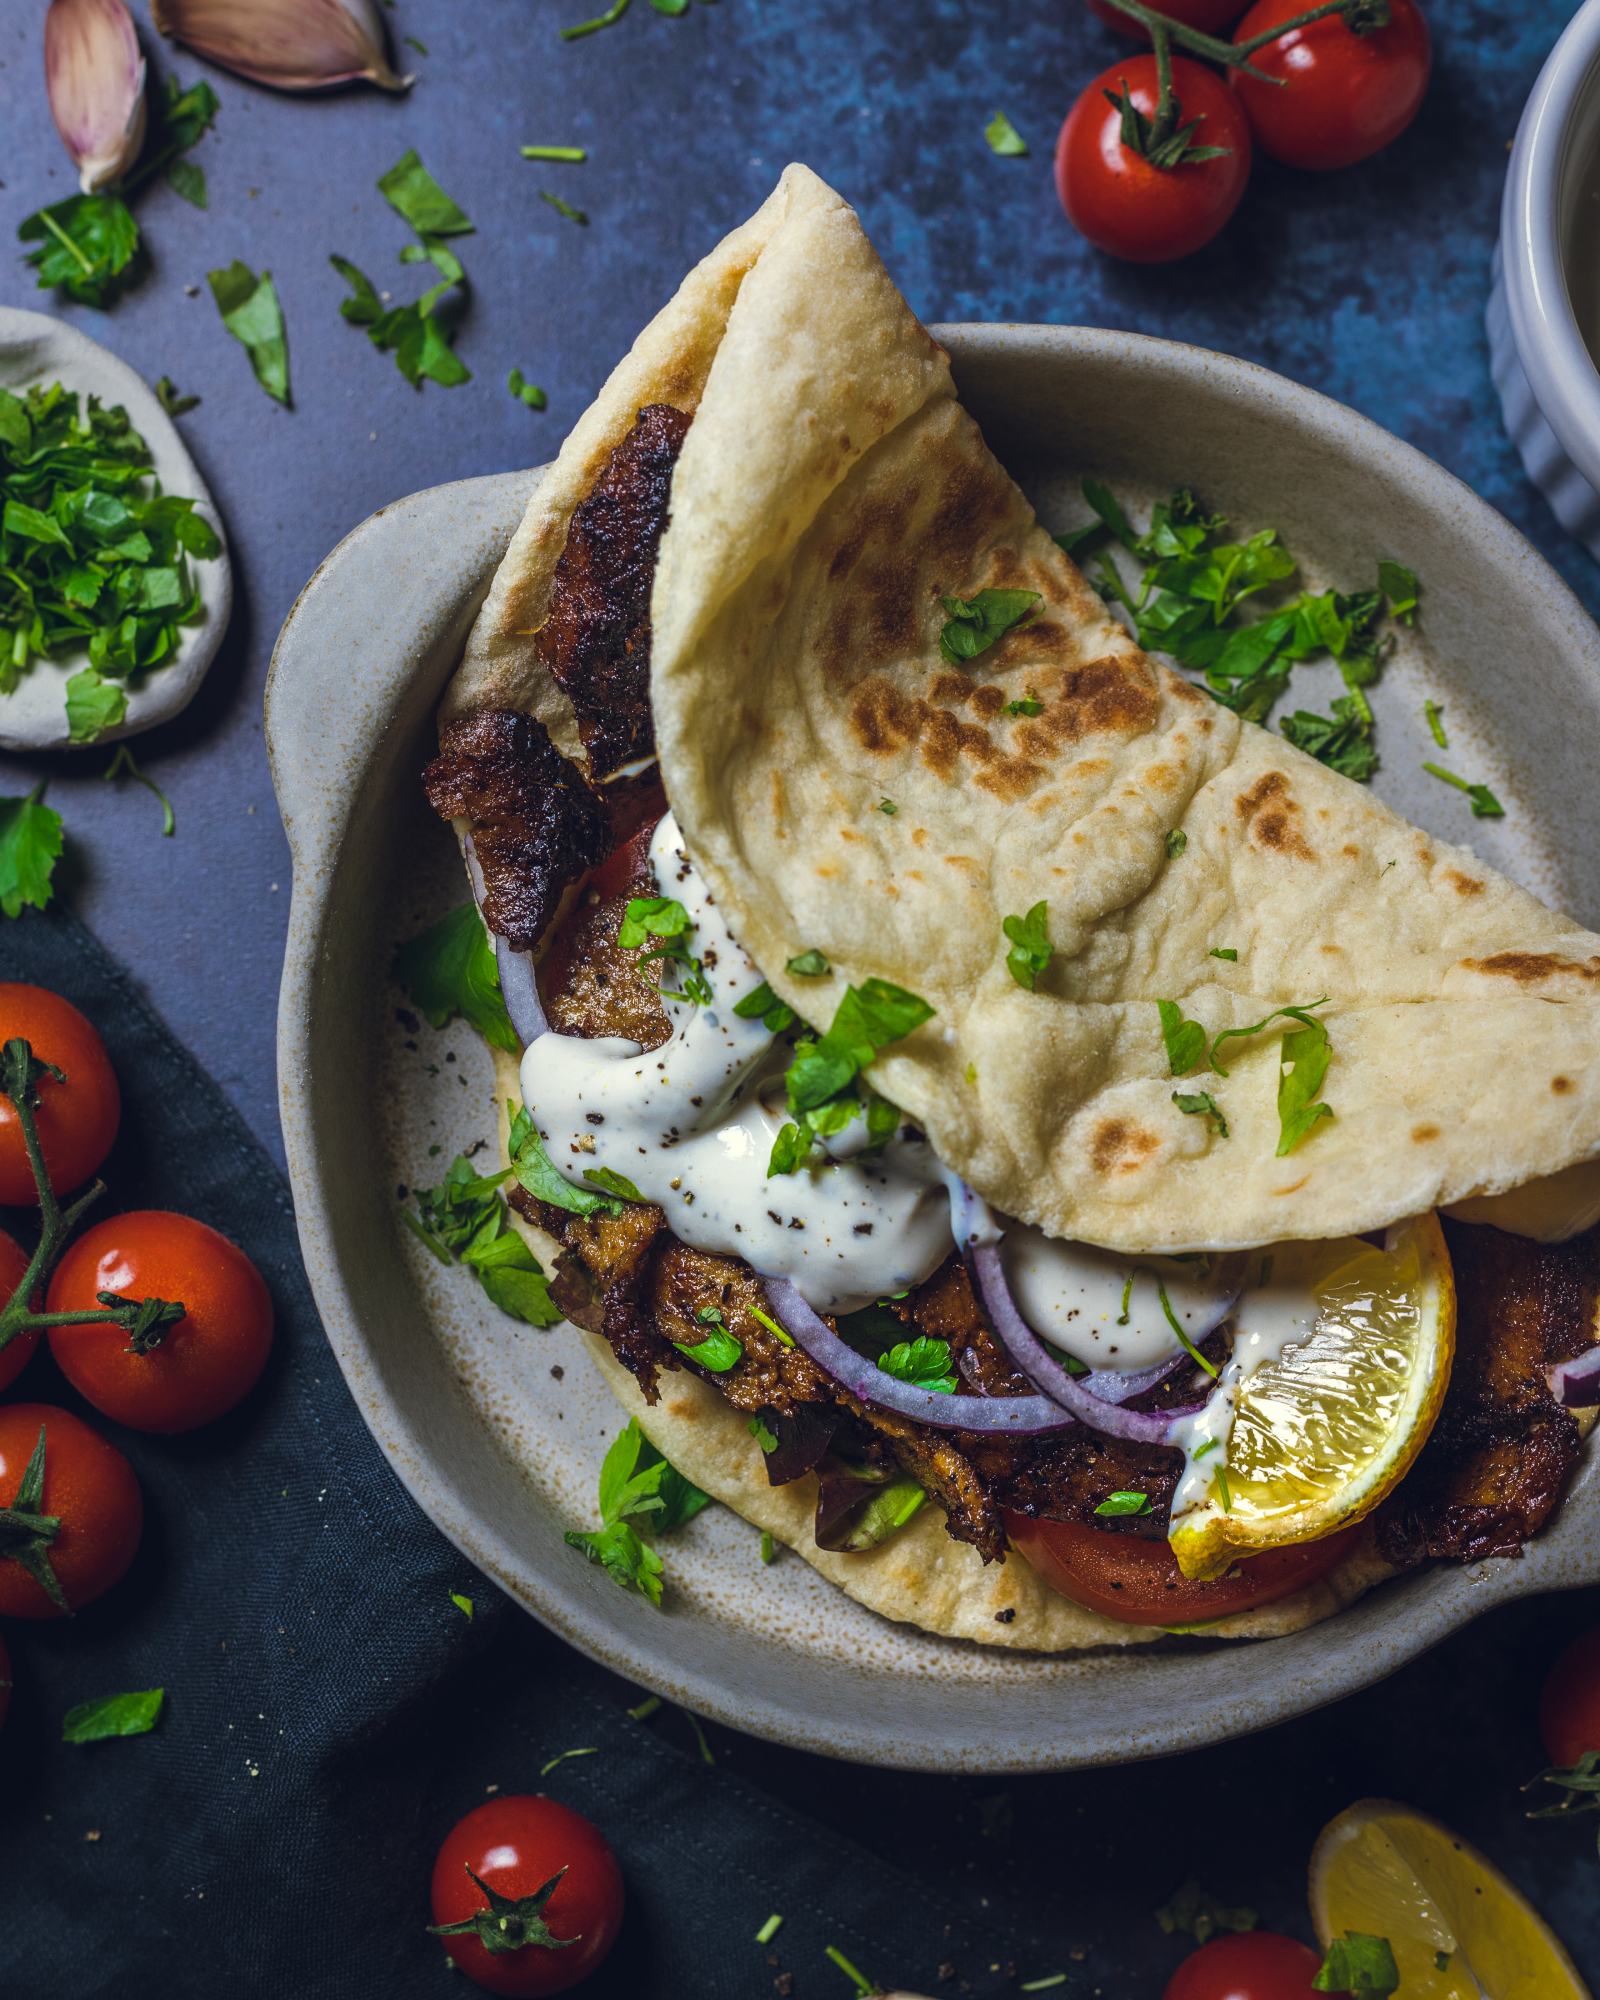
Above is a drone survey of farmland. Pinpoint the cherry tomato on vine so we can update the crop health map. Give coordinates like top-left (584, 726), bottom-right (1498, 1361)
top-left (1229, 0), bottom-right (1430, 170)
top-left (0, 1227), bottom-right (39, 1394)
top-left (1005, 1513), bottom-right (1356, 1625)
top-left (431, 1795), bottom-right (624, 1996)
top-left (1541, 1628), bottom-right (1600, 1769)
top-left (47, 1211), bottom-right (274, 1433)
top-left (1089, 0), bottom-right (1249, 40)
top-left (1056, 56), bottom-right (1252, 263)
top-left (0, 1403), bottom-right (142, 1619)
top-left (0, 985), bottom-right (120, 1207)
top-left (1164, 1932), bottom-right (1324, 2000)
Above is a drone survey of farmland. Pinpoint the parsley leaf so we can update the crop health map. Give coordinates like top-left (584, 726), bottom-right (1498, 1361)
top-left (402, 1155), bottom-right (562, 1327)
top-left (1156, 998), bottom-right (1209, 1077)
top-left (540, 191), bottom-right (590, 226)
top-left (1002, 901), bottom-right (1054, 991)
top-left (1003, 694), bottom-right (1043, 716)
top-left (61, 1688), bottom-right (165, 1744)
top-left (19, 193), bottom-right (142, 307)
top-left (769, 979), bottom-right (930, 1174)
top-left (0, 787), bottom-right (64, 919)
top-left (1423, 698), bottom-right (1447, 747)
top-left (520, 145), bottom-right (588, 162)
top-left (565, 1418), bottom-right (709, 1604)
top-left (1423, 761), bottom-right (1504, 819)
top-left (617, 896), bottom-right (711, 1004)
top-left (1173, 1089), bottom-right (1228, 1137)
top-left (208, 262), bottom-right (291, 406)
top-left (65, 669), bottom-right (126, 743)
top-left (583, 1165), bottom-right (644, 1202)
top-left (1166, 828), bottom-right (1188, 859)
top-left (1274, 1013), bottom-right (1334, 1156)
top-left (1094, 1490), bottom-right (1152, 1517)
top-left (1209, 947), bottom-right (1237, 961)
top-left (332, 253), bottom-right (469, 391)
top-left (507, 1105), bottom-right (622, 1218)
top-left (1155, 1880), bottom-right (1258, 1945)
top-left (786, 948), bottom-right (830, 977)
top-left (1281, 695), bottom-right (1378, 781)
top-left (1378, 559), bottom-right (1419, 625)
top-left (378, 151), bottom-right (474, 238)
top-left (985, 111), bottom-right (1029, 156)
top-left (938, 587), bottom-right (1041, 665)
top-left (155, 376), bottom-right (200, 418)
top-left (393, 903), bottom-right (518, 1053)
top-left (877, 1335), bottom-right (957, 1393)
top-left (1312, 1933), bottom-right (1400, 1996)
top-left (507, 368), bottom-right (547, 410)
top-left (673, 1324), bottom-right (743, 1372)
top-left (732, 980), bottom-right (796, 1034)
top-left (747, 1415), bottom-right (778, 1452)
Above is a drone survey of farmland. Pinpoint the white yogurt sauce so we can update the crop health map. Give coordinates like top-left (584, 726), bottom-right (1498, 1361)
top-left (519, 814), bottom-right (951, 1314)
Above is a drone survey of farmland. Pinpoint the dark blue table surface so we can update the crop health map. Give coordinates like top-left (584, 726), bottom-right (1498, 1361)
top-left (3, 0), bottom-right (1599, 1990)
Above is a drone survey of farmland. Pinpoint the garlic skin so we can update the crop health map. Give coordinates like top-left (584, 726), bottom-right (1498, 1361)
top-left (150, 0), bottom-right (412, 94)
top-left (44, 0), bottom-right (149, 195)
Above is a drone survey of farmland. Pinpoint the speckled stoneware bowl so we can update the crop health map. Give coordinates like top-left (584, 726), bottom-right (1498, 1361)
top-left (268, 326), bottom-right (1600, 1774)
top-left (0, 306), bottom-right (231, 753)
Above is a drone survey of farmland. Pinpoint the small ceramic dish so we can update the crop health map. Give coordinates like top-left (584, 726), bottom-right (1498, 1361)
top-left (268, 326), bottom-right (1600, 1774)
top-left (0, 306), bottom-right (231, 754)
top-left (1490, 0), bottom-right (1600, 557)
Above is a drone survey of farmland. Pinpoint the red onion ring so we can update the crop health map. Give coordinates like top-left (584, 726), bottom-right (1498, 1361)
top-left (969, 1245), bottom-right (1203, 1445)
top-left (1549, 1346), bottom-right (1600, 1408)
top-left (1081, 1350), bottom-right (1194, 1406)
top-left (463, 835), bottom-right (549, 1047)
top-left (760, 1278), bottom-right (1078, 1436)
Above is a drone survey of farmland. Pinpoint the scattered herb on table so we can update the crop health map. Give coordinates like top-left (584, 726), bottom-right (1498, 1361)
top-left (62, 1688), bottom-right (165, 1743)
top-left (393, 903), bottom-right (518, 1053)
top-left (449, 1591), bottom-right (473, 1620)
top-left (154, 376), bottom-right (200, 418)
top-left (209, 262), bottom-right (291, 406)
top-left (985, 111), bottom-right (1029, 156)
top-left (0, 787), bottom-right (64, 919)
top-left (539, 1744), bottom-right (598, 1776)
top-left (1525, 1747), bottom-right (1600, 1855)
top-left (521, 144), bottom-right (588, 162)
top-left (1155, 1878), bottom-right (1259, 1944)
top-left (334, 152), bottom-right (475, 391)
top-left (103, 745), bottom-right (175, 836)
top-left (0, 383), bottom-right (220, 740)
top-left (402, 1154), bottom-right (562, 1328)
top-left (564, 1417), bottom-right (710, 1606)
top-left (539, 190), bottom-right (589, 226)
top-left (507, 368), bottom-right (547, 410)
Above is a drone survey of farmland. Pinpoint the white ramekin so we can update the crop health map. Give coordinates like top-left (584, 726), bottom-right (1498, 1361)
top-left (1490, 0), bottom-right (1600, 558)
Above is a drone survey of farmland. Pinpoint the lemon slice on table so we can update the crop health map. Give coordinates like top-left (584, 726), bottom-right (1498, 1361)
top-left (1168, 1214), bottom-right (1454, 1582)
top-left (1310, 1799), bottom-right (1593, 2000)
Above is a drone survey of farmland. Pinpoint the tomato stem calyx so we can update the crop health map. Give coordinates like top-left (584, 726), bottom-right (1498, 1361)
top-left (429, 1863), bottom-right (581, 1957)
top-left (1104, 29), bottom-right (1235, 171)
top-left (1524, 1749), bottom-right (1600, 1857)
top-left (0, 1425), bottom-right (69, 1614)
top-left (0, 1038), bottom-right (186, 1354)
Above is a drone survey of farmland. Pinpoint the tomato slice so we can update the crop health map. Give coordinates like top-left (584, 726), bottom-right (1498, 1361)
top-left (1005, 1510), bottom-right (1358, 1627)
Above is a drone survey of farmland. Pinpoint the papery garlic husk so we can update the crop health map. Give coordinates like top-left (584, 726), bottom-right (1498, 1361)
top-left (44, 0), bottom-right (149, 194)
top-left (150, 0), bottom-right (412, 94)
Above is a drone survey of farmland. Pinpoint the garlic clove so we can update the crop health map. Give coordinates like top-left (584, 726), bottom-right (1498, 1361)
top-left (150, 0), bottom-right (412, 94)
top-left (44, 0), bottom-right (149, 195)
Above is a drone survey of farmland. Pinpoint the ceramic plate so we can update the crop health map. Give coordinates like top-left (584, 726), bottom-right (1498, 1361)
top-left (267, 326), bottom-right (1600, 1773)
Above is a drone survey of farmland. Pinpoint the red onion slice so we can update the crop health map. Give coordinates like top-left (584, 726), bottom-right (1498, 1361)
top-left (969, 1246), bottom-right (1202, 1445)
top-left (1081, 1351), bottom-right (1193, 1406)
top-left (760, 1278), bottom-right (1078, 1436)
top-left (1549, 1346), bottom-right (1600, 1408)
top-left (494, 935), bottom-right (548, 1047)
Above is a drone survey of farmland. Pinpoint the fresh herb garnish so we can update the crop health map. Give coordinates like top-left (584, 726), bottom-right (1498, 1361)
top-left (335, 152), bottom-right (474, 392)
top-left (402, 1155), bottom-right (562, 1327)
top-left (583, 1166), bottom-right (644, 1203)
top-left (1213, 1464), bottom-right (1233, 1512)
top-left (747, 1415), bottom-right (778, 1453)
top-left (748, 1302), bottom-right (795, 1348)
top-left (540, 191), bottom-right (590, 226)
top-left (539, 1744), bottom-right (597, 1776)
top-left (1156, 998), bottom-right (1209, 1077)
top-left (564, 1418), bottom-right (710, 1606)
top-left (1281, 697), bottom-right (1379, 782)
top-left (769, 979), bottom-right (931, 1174)
top-left (938, 587), bottom-right (1041, 665)
top-left (379, 150), bottom-right (474, 237)
top-left (154, 377), bottom-right (200, 418)
top-left (103, 746), bottom-right (175, 835)
top-left (450, 1592), bottom-right (473, 1619)
top-left (507, 368), bottom-right (548, 410)
top-left (1095, 1490), bottom-right (1152, 1517)
top-left (1172, 1089), bottom-right (1228, 1137)
top-left (1423, 761), bottom-right (1504, 819)
top-left (561, 0), bottom-right (631, 34)
top-left (1423, 698), bottom-right (1447, 748)
top-left (508, 1105), bottom-right (622, 1218)
top-left (521, 145), bottom-right (588, 162)
top-left (985, 111), bottom-right (1029, 156)
top-left (1312, 1933), bottom-right (1400, 1996)
top-left (0, 787), bottom-right (63, 919)
top-left (617, 895), bottom-right (711, 1004)
top-left (876, 798), bottom-right (897, 815)
top-left (733, 980), bottom-right (796, 1034)
top-left (1157, 1276), bottom-right (1220, 1379)
top-left (208, 263), bottom-right (291, 406)
top-left (759, 1529), bottom-right (776, 1563)
top-left (786, 948), bottom-right (830, 977)
top-left (61, 1688), bottom-right (164, 1744)
top-left (1001, 900), bottom-right (1053, 991)
top-left (1155, 1879), bottom-right (1258, 1944)
top-left (824, 1944), bottom-right (878, 1998)
top-left (393, 903), bottom-right (518, 1053)
top-left (674, 1322), bottom-right (742, 1372)
top-left (1003, 694), bottom-right (1044, 716)
top-left (877, 1335), bottom-right (957, 1394)
top-left (1378, 559), bottom-right (1419, 625)
top-left (1166, 828), bottom-right (1188, 859)
top-left (755, 1913), bottom-right (784, 1945)
top-left (1209, 947), bottom-right (1237, 961)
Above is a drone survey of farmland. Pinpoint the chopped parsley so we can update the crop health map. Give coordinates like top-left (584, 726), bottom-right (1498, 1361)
top-left (1378, 559), bottom-right (1420, 625)
top-left (582, 1165), bottom-right (644, 1203)
top-left (1094, 1490), bottom-right (1152, 1517)
top-left (876, 798), bottom-right (897, 815)
top-left (539, 1745), bottom-right (598, 1776)
top-left (759, 1529), bottom-right (776, 1563)
top-left (755, 1913), bottom-right (783, 1944)
top-left (618, 895), bottom-right (712, 1004)
top-left (380, 150), bottom-right (474, 236)
top-left (450, 1592), bottom-right (473, 1619)
top-left (154, 377), bottom-right (199, 418)
top-left (564, 1418), bottom-right (710, 1606)
top-left (1166, 828), bottom-right (1188, 859)
top-left (393, 903), bottom-right (518, 1053)
top-left (1004, 694), bottom-right (1044, 716)
top-left (1155, 1879), bottom-right (1258, 1944)
top-left (334, 152), bottom-right (474, 392)
top-left (0, 383), bottom-right (220, 737)
top-left (1281, 696), bottom-right (1379, 782)
top-left (103, 746), bottom-right (175, 836)
top-left (1163, 997), bottom-right (1333, 1156)
top-left (733, 980), bottom-right (796, 1033)
top-left (61, 1688), bottom-right (164, 1744)
top-left (1156, 998), bottom-right (1210, 1077)
top-left (402, 1154), bottom-right (562, 1327)
top-left (540, 191), bottom-right (590, 226)
top-left (786, 948), bottom-right (830, 977)
top-left (1157, 1276), bottom-right (1221, 1379)
top-left (1209, 947), bottom-right (1237, 961)
top-left (561, 0), bottom-right (630, 31)
top-left (1002, 900), bottom-right (1054, 991)
top-left (508, 369), bottom-right (548, 410)
top-left (877, 1335), bottom-right (957, 1394)
top-left (985, 110), bottom-right (1029, 156)
top-left (1312, 1933), bottom-right (1400, 1996)
top-left (521, 144), bottom-right (588, 162)
top-left (673, 1323), bottom-right (742, 1372)
top-left (508, 1105), bottom-right (622, 1218)
top-left (938, 586), bottom-right (1041, 665)
top-left (768, 978), bottom-right (932, 1176)
top-left (748, 1302), bottom-right (795, 1348)
top-left (1424, 698), bottom-right (1447, 748)
top-left (1423, 761), bottom-right (1504, 819)
top-left (208, 263), bottom-right (290, 406)
top-left (747, 1415), bottom-right (778, 1453)
top-left (0, 786), bottom-right (63, 918)
top-left (1173, 1089), bottom-right (1228, 1137)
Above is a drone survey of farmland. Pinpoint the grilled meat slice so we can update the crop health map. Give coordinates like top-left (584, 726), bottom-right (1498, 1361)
top-left (535, 402), bottom-right (692, 778)
top-left (1378, 1220), bottom-right (1599, 1566)
top-left (423, 707), bottom-right (608, 951)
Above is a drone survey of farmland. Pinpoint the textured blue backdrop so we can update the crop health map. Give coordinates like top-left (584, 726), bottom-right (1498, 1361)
top-left (3, 0), bottom-right (1599, 1990)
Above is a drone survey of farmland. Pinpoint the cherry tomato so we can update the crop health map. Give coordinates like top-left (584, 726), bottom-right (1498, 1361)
top-left (1005, 1512), bottom-right (1357, 1626)
top-left (1229, 0), bottom-right (1430, 170)
top-left (0, 1227), bottom-right (39, 1394)
top-left (1056, 56), bottom-right (1252, 263)
top-left (431, 1795), bottom-right (624, 1996)
top-left (0, 986), bottom-right (120, 1206)
top-left (1541, 1628), bottom-right (1600, 1769)
top-left (1165, 1932), bottom-right (1324, 2000)
top-left (0, 1403), bottom-right (142, 1619)
top-left (1089, 0), bottom-right (1249, 41)
top-left (47, 1211), bottom-right (273, 1434)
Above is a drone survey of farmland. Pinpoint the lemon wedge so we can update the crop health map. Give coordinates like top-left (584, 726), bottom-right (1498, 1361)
top-left (1168, 1214), bottom-right (1454, 1582)
top-left (1310, 1799), bottom-right (1592, 2000)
